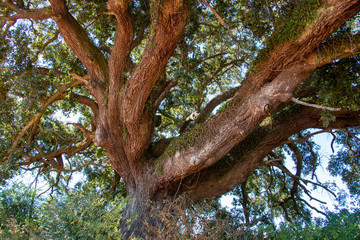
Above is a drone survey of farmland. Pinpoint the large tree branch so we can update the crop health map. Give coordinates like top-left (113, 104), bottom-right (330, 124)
top-left (107, 0), bottom-right (134, 119)
top-left (0, 8), bottom-right (50, 21)
top-left (234, 0), bottom-right (360, 98)
top-left (48, 0), bottom-right (108, 94)
top-left (179, 107), bottom-right (360, 202)
top-left (307, 32), bottom-right (360, 66)
top-left (154, 0), bottom-right (360, 186)
top-left (120, 0), bottom-right (189, 161)
top-left (159, 63), bottom-right (313, 185)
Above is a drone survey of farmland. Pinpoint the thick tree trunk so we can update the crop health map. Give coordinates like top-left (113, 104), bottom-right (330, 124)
top-left (119, 193), bottom-right (159, 238)
top-left (118, 183), bottom-right (171, 239)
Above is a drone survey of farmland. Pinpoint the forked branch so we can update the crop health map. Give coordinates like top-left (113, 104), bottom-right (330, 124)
top-left (271, 162), bottom-right (336, 198)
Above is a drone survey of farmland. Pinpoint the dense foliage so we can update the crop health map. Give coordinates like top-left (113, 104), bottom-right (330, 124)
top-left (1, 182), bottom-right (359, 239)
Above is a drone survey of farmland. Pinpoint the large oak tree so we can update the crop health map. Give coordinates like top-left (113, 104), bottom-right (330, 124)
top-left (1, 0), bottom-right (360, 237)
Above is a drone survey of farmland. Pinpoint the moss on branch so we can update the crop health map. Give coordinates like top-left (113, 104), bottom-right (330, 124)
top-left (251, 0), bottom-right (322, 72)
top-left (154, 124), bottom-right (205, 174)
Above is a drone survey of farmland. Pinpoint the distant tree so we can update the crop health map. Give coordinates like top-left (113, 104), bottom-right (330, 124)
top-left (1, 0), bottom-right (360, 237)
top-left (38, 179), bottom-right (126, 239)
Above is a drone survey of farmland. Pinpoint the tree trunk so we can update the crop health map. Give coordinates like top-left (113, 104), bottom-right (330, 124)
top-left (120, 194), bottom-right (157, 239)
top-left (119, 184), bottom-right (170, 239)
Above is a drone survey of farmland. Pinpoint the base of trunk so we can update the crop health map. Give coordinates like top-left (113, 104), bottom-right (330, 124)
top-left (119, 193), bottom-right (166, 239)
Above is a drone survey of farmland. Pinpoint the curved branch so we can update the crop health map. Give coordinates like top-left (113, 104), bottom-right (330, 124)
top-left (297, 196), bottom-right (328, 217)
top-left (49, 162), bottom-right (110, 173)
top-left (180, 106), bottom-right (360, 202)
top-left (200, 52), bottom-right (228, 62)
top-left (23, 134), bottom-right (94, 165)
top-left (153, 81), bottom-right (177, 110)
top-left (278, 142), bottom-right (303, 207)
top-left (283, 129), bottom-right (333, 145)
top-left (67, 123), bottom-right (94, 138)
top-left (69, 73), bottom-right (94, 93)
top-left (179, 86), bottom-right (240, 133)
top-left (20, 161), bottom-right (109, 174)
top-left (5, 79), bottom-right (82, 159)
top-left (32, 30), bottom-right (60, 63)
top-left (271, 162), bottom-right (336, 198)
top-left (71, 93), bottom-right (99, 118)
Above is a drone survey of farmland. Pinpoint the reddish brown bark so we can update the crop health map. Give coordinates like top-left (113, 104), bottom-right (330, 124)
top-left (180, 107), bottom-right (360, 202)
top-left (156, 0), bottom-right (360, 187)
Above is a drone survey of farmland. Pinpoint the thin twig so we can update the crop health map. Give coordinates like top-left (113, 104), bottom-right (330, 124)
top-left (262, 158), bottom-right (285, 165)
top-left (198, 0), bottom-right (233, 35)
top-left (291, 97), bottom-right (341, 111)
top-left (283, 129), bottom-right (332, 144)
top-left (298, 196), bottom-right (328, 217)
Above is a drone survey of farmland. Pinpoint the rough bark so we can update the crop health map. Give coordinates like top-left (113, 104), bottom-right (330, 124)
top-left (179, 107), bottom-right (360, 202)
top-left (157, 0), bottom-right (360, 186)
